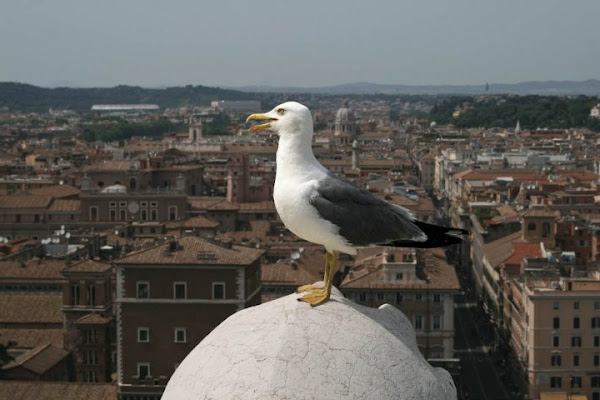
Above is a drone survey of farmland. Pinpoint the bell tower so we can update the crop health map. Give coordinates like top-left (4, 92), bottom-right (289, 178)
top-left (189, 115), bottom-right (203, 143)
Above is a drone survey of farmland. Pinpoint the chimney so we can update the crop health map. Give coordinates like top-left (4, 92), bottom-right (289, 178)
top-left (169, 239), bottom-right (178, 252)
top-left (220, 239), bottom-right (233, 249)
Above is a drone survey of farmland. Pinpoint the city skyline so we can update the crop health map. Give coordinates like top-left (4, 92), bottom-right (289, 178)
top-left (1, 0), bottom-right (599, 88)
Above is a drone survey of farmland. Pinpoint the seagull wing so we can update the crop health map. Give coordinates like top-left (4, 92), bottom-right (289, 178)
top-left (308, 174), bottom-right (426, 247)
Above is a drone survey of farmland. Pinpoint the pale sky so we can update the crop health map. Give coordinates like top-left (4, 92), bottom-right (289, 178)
top-left (1, 0), bottom-right (599, 88)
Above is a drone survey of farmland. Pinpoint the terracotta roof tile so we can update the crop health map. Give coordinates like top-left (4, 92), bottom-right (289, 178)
top-left (0, 328), bottom-right (64, 348)
top-left (62, 259), bottom-right (111, 273)
top-left (19, 184), bottom-right (80, 199)
top-left (189, 199), bottom-right (239, 211)
top-left (116, 236), bottom-right (263, 266)
top-left (341, 248), bottom-right (459, 290)
top-left (0, 195), bottom-right (53, 209)
top-left (0, 259), bottom-right (66, 281)
top-left (3, 344), bottom-right (69, 375)
top-left (0, 294), bottom-right (63, 324)
top-left (48, 199), bottom-right (80, 212)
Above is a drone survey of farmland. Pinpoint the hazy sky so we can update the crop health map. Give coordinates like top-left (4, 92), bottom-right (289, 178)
top-left (2, 0), bottom-right (599, 88)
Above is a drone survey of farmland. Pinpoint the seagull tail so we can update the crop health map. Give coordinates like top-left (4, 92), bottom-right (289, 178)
top-left (389, 221), bottom-right (468, 248)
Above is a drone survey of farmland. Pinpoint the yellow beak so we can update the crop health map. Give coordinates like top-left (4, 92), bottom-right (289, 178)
top-left (246, 113), bottom-right (277, 132)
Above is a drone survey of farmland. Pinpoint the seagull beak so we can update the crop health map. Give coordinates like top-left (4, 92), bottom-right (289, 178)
top-left (246, 113), bottom-right (277, 132)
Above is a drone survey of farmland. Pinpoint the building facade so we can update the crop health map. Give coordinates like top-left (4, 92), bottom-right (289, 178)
top-left (115, 236), bottom-right (263, 400)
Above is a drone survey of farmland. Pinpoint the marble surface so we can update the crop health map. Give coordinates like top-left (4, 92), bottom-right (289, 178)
top-left (162, 286), bottom-right (456, 400)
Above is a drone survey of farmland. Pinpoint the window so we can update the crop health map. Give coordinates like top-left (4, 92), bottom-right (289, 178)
top-left (433, 294), bottom-right (441, 303)
top-left (110, 209), bottom-right (116, 221)
top-left (595, 354), bottom-right (600, 367)
top-left (377, 292), bottom-right (384, 301)
top-left (174, 328), bottom-right (187, 343)
top-left (527, 222), bottom-right (536, 231)
top-left (396, 272), bottom-right (403, 280)
top-left (553, 317), bottom-right (560, 329)
top-left (151, 209), bottom-right (158, 221)
top-left (593, 376), bottom-right (600, 388)
top-left (119, 201), bottom-right (127, 208)
top-left (137, 282), bottom-right (149, 299)
top-left (129, 177), bottom-right (137, 190)
top-left (553, 301), bottom-right (559, 310)
top-left (137, 363), bottom-right (150, 380)
top-left (542, 222), bottom-right (551, 238)
top-left (84, 329), bottom-right (97, 345)
top-left (550, 377), bottom-right (561, 388)
top-left (553, 335), bottom-right (560, 347)
top-left (415, 292), bottom-right (423, 302)
top-left (595, 301), bottom-right (600, 310)
top-left (90, 206), bottom-right (98, 221)
top-left (169, 206), bottom-right (177, 221)
top-left (141, 201), bottom-right (148, 207)
top-left (141, 209), bottom-right (147, 221)
top-left (596, 335), bottom-right (600, 347)
top-left (414, 314), bottom-right (423, 330)
top-left (572, 336), bottom-right (582, 347)
top-left (150, 201), bottom-right (158, 207)
top-left (433, 315), bottom-right (441, 330)
top-left (396, 293), bottom-right (403, 304)
top-left (573, 354), bottom-right (579, 366)
top-left (213, 282), bottom-right (225, 299)
top-left (592, 317), bottom-right (600, 329)
top-left (109, 201), bottom-right (116, 208)
top-left (571, 376), bottom-right (582, 388)
top-left (138, 328), bottom-right (149, 343)
top-left (359, 292), bottom-right (366, 302)
top-left (574, 317), bottom-right (580, 329)
top-left (174, 282), bottom-right (187, 299)
top-left (574, 301), bottom-right (580, 310)
top-left (71, 285), bottom-right (80, 305)
top-left (119, 209), bottom-right (126, 221)
top-left (84, 370), bottom-right (97, 383)
top-left (88, 284), bottom-right (96, 306)
top-left (551, 354), bottom-right (561, 366)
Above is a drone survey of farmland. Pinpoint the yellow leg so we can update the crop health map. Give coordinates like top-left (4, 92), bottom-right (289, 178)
top-left (298, 251), bottom-right (339, 307)
top-left (296, 254), bottom-right (330, 293)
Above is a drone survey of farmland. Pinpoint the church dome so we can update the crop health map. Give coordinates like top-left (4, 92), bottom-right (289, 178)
top-left (335, 100), bottom-right (355, 122)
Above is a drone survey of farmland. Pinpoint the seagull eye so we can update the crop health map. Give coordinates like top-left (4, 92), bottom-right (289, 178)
top-left (277, 108), bottom-right (285, 115)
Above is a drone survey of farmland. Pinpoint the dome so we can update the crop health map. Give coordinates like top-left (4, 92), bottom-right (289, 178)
top-left (335, 100), bottom-right (355, 122)
top-left (163, 288), bottom-right (456, 400)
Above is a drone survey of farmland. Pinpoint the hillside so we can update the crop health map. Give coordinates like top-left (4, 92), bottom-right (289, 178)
top-left (0, 82), bottom-right (257, 112)
top-left (429, 95), bottom-right (600, 131)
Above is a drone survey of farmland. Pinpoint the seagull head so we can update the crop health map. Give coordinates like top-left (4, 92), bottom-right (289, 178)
top-left (246, 101), bottom-right (313, 138)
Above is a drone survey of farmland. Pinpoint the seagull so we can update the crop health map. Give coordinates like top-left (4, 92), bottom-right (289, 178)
top-left (247, 102), bottom-right (467, 306)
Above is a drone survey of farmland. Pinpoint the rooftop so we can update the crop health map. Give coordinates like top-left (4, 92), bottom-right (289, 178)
top-left (116, 236), bottom-right (264, 266)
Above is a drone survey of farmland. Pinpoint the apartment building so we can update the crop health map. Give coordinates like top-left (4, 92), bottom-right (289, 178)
top-left (115, 236), bottom-right (263, 400)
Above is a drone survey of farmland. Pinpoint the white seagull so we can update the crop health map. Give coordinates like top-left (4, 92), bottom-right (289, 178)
top-left (247, 102), bottom-right (467, 306)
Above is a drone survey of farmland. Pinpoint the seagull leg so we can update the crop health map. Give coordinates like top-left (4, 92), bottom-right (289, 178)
top-left (296, 252), bottom-right (330, 293)
top-left (298, 251), bottom-right (339, 307)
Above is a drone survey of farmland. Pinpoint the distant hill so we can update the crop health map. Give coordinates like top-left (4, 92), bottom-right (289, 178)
top-left (236, 79), bottom-right (600, 96)
top-left (0, 82), bottom-right (257, 112)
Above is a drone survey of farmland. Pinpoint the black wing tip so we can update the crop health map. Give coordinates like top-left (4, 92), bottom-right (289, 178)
top-left (387, 222), bottom-right (468, 248)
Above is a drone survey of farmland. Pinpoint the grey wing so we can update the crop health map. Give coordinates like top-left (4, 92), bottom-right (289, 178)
top-left (308, 175), bottom-right (426, 246)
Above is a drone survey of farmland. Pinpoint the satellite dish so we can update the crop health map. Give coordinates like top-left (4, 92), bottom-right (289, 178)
top-left (65, 233), bottom-right (71, 239)
top-left (60, 225), bottom-right (65, 230)
top-left (290, 251), bottom-right (301, 261)
top-left (60, 230), bottom-right (65, 235)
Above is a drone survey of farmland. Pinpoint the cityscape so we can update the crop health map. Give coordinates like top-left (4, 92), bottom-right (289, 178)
top-left (2, 1), bottom-right (600, 400)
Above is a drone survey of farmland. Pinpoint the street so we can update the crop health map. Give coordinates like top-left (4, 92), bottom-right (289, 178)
top-left (454, 292), bottom-right (517, 400)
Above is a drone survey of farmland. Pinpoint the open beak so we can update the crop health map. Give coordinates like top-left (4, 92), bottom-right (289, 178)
top-left (246, 113), bottom-right (277, 132)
